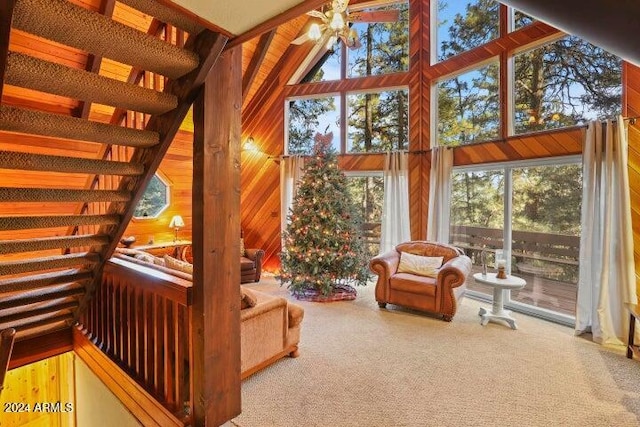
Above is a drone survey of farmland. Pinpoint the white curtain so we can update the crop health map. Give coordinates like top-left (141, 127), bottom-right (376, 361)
top-left (280, 156), bottom-right (305, 246)
top-left (380, 151), bottom-right (410, 254)
top-left (427, 147), bottom-right (453, 243)
top-left (575, 117), bottom-right (636, 345)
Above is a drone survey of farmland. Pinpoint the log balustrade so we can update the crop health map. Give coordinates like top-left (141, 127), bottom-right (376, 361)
top-left (78, 257), bottom-right (193, 422)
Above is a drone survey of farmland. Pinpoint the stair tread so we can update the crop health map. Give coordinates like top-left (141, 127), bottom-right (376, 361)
top-left (0, 214), bottom-right (120, 231)
top-left (6, 52), bottom-right (178, 115)
top-left (13, 0), bottom-right (199, 79)
top-left (0, 150), bottom-right (144, 176)
top-left (0, 234), bottom-right (110, 254)
top-left (0, 105), bottom-right (159, 148)
top-left (0, 187), bottom-right (130, 203)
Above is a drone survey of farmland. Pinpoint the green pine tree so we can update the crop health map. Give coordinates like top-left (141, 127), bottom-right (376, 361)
top-left (280, 133), bottom-right (371, 298)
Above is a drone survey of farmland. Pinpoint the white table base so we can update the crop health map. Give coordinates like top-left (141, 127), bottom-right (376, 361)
top-left (473, 272), bottom-right (526, 330)
top-left (478, 303), bottom-right (518, 329)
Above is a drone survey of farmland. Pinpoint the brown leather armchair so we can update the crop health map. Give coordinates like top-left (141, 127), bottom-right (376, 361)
top-left (369, 241), bottom-right (472, 321)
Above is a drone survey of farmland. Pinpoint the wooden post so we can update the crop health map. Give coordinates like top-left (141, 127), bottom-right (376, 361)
top-left (191, 46), bottom-right (242, 426)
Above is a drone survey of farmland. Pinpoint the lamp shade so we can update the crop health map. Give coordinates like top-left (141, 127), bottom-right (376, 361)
top-left (169, 215), bottom-right (185, 228)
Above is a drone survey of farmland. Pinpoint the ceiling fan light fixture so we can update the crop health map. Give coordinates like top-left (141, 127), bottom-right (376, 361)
top-left (309, 23), bottom-right (322, 41)
top-left (330, 11), bottom-right (345, 30)
top-left (326, 34), bottom-right (338, 49)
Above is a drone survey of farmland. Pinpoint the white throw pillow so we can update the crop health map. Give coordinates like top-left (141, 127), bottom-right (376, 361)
top-left (164, 254), bottom-right (193, 275)
top-left (397, 252), bottom-right (443, 278)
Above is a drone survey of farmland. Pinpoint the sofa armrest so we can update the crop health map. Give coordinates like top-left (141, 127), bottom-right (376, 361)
top-left (287, 302), bottom-right (304, 328)
top-left (246, 249), bottom-right (264, 278)
top-left (438, 255), bottom-right (472, 288)
top-left (245, 248), bottom-right (264, 262)
top-left (369, 250), bottom-right (400, 278)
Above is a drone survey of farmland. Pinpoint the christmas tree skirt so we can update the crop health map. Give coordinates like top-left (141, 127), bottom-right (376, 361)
top-left (293, 284), bottom-right (357, 302)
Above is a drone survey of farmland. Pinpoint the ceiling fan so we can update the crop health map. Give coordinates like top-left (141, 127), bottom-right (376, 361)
top-left (291, 0), bottom-right (400, 50)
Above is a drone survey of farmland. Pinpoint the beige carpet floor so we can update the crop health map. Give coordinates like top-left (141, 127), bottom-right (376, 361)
top-left (234, 275), bottom-right (640, 427)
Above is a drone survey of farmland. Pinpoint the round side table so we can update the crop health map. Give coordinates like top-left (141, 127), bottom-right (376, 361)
top-left (473, 272), bottom-right (526, 329)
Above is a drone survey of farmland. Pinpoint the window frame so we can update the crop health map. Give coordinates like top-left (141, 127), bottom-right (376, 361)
top-left (132, 172), bottom-right (171, 220)
top-left (451, 154), bottom-right (581, 326)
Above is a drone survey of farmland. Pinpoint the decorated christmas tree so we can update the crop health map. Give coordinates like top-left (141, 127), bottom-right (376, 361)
top-left (280, 133), bottom-right (370, 301)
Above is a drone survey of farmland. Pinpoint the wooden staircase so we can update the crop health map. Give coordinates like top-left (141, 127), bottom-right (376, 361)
top-left (0, 0), bottom-right (227, 345)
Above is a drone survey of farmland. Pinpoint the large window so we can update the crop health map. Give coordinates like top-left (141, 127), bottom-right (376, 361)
top-left (347, 89), bottom-right (408, 152)
top-left (513, 36), bottom-right (622, 134)
top-left (347, 2), bottom-right (409, 78)
top-left (287, 95), bottom-right (341, 155)
top-left (512, 10), bottom-right (534, 30)
top-left (346, 173), bottom-right (384, 256)
top-left (437, 62), bottom-right (500, 146)
top-left (435, 0), bottom-right (500, 62)
top-left (434, 15), bottom-right (622, 146)
top-left (304, 46), bottom-right (342, 83)
top-left (450, 158), bottom-right (582, 324)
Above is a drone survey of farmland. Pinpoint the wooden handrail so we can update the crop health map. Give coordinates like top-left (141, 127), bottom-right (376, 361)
top-left (106, 257), bottom-right (192, 305)
top-left (0, 328), bottom-right (16, 396)
top-left (78, 258), bottom-right (193, 419)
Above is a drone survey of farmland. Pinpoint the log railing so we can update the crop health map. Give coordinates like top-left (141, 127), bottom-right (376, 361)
top-left (78, 257), bottom-right (193, 421)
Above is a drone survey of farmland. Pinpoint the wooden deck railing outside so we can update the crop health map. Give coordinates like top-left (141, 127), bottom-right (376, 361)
top-left (78, 258), bottom-right (193, 422)
top-left (450, 225), bottom-right (580, 281)
top-left (450, 225), bottom-right (580, 316)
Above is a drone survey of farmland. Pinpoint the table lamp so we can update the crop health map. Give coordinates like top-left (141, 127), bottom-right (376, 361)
top-left (169, 215), bottom-right (185, 242)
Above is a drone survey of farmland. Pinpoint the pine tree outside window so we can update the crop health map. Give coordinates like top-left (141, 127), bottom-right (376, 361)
top-left (347, 88), bottom-right (409, 153)
top-left (512, 37), bottom-right (622, 135)
top-left (434, 0), bottom-right (500, 63)
top-left (436, 62), bottom-right (500, 147)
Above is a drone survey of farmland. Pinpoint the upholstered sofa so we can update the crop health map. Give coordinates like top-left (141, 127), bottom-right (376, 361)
top-left (112, 251), bottom-right (303, 378)
top-left (179, 244), bottom-right (264, 283)
top-left (369, 241), bottom-right (472, 321)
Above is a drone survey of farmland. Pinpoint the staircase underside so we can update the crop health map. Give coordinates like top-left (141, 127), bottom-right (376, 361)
top-left (0, 0), bottom-right (227, 347)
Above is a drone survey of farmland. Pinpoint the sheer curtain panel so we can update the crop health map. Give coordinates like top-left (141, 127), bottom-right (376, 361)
top-left (427, 147), bottom-right (453, 243)
top-left (380, 151), bottom-right (410, 254)
top-left (575, 117), bottom-right (636, 345)
top-left (280, 156), bottom-right (305, 246)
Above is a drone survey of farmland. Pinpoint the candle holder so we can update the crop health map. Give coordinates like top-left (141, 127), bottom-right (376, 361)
top-left (496, 265), bottom-right (507, 279)
top-left (496, 259), bottom-right (507, 279)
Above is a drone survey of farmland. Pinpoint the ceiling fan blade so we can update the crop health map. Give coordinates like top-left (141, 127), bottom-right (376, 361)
top-left (350, 10), bottom-right (400, 23)
top-left (307, 10), bottom-right (327, 19)
top-left (291, 33), bottom-right (312, 45)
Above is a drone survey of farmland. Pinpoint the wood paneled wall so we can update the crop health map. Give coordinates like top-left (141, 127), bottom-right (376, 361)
top-left (0, 353), bottom-right (75, 427)
top-left (624, 63), bottom-right (640, 293)
top-left (239, 0), bottom-right (590, 270)
top-left (122, 129), bottom-right (194, 246)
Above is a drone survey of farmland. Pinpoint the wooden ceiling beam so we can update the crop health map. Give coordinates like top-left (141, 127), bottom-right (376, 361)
top-left (0, 0), bottom-right (17, 104)
top-left (243, 29), bottom-right (276, 99)
top-left (76, 0), bottom-right (116, 119)
top-left (227, 0), bottom-right (326, 48)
